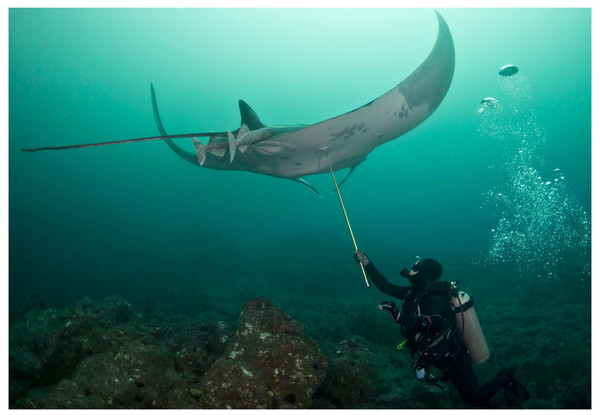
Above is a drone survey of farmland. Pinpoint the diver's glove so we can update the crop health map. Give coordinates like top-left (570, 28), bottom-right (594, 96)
top-left (354, 250), bottom-right (370, 266)
top-left (379, 300), bottom-right (400, 322)
top-left (400, 268), bottom-right (411, 278)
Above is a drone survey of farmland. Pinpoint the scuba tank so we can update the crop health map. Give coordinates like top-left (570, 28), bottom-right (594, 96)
top-left (451, 291), bottom-right (490, 364)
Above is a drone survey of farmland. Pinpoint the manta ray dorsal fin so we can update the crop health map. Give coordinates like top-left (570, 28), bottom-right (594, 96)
top-left (238, 100), bottom-right (266, 131)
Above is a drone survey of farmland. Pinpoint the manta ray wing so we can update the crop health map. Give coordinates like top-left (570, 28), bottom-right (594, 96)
top-left (199, 11), bottom-right (454, 179)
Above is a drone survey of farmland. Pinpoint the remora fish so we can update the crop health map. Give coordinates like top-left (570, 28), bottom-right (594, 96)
top-left (22, 12), bottom-right (455, 195)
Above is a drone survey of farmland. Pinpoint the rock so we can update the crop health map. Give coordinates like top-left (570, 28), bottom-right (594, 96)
top-left (318, 335), bottom-right (375, 408)
top-left (13, 293), bottom-right (47, 322)
top-left (10, 295), bottom-right (233, 408)
top-left (200, 297), bottom-right (328, 408)
top-left (10, 295), bottom-right (142, 404)
top-left (168, 318), bottom-right (234, 382)
top-left (411, 381), bottom-right (452, 408)
top-left (20, 340), bottom-right (179, 408)
top-left (11, 295), bottom-right (330, 409)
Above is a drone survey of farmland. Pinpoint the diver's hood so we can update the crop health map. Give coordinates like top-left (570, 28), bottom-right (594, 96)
top-left (405, 258), bottom-right (443, 287)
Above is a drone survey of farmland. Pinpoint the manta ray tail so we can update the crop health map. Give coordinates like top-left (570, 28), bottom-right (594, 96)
top-left (19, 86), bottom-right (218, 155)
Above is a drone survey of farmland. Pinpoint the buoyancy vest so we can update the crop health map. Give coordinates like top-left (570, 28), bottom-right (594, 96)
top-left (400, 281), bottom-right (462, 368)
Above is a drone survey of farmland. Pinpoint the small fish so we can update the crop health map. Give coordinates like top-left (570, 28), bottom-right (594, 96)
top-left (191, 135), bottom-right (231, 166)
top-left (234, 127), bottom-right (277, 155)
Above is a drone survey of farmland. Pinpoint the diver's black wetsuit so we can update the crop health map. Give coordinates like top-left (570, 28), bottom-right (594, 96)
top-left (364, 261), bottom-right (507, 407)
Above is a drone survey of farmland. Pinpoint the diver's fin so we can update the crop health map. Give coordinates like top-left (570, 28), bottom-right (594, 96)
top-left (293, 178), bottom-right (323, 198)
top-left (504, 379), bottom-right (530, 407)
top-left (227, 131), bottom-right (236, 163)
top-left (191, 138), bottom-right (207, 166)
top-left (238, 100), bottom-right (266, 131)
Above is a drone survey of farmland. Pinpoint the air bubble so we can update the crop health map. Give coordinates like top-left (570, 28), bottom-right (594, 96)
top-left (479, 75), bottom-right (590, 280)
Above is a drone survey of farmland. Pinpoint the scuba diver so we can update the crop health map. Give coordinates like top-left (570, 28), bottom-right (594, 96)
top-left (354, 251), bottom-right (530, 408)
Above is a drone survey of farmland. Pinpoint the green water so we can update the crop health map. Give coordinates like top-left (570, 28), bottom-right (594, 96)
top-left (9, 8), bottom-right (591, 408)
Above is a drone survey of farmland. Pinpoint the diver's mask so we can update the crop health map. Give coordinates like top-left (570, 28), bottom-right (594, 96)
top-left (412, 258), bottom-right (424, 273)
top-left (400, 256), bottom-right (423, 286)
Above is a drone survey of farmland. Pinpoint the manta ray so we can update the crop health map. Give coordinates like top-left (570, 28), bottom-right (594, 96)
top-left (22, 11), bottom-right (455, 196)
